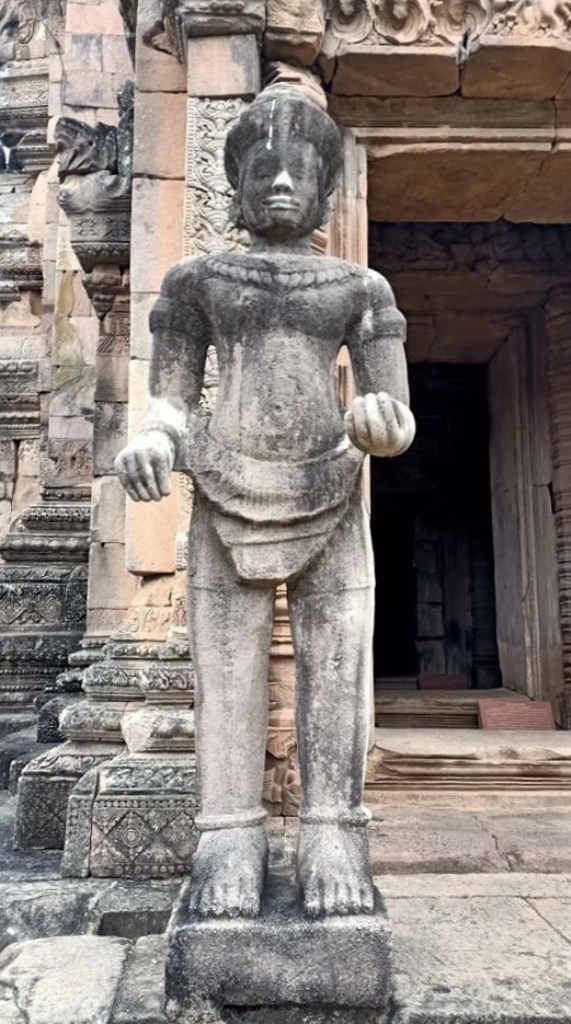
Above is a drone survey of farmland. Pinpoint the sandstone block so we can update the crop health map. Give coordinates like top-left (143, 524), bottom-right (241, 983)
top-left (186, 35), bottom-right (261, 98)
top-left (64, 32), bottom-right (103, 72)
top-left (126, 492), bottom-right (178, 575)
top-left (462, 37), bottom-right (571, 100)
top-left (91, 475), bottom-right (127, 544)
top-left (87, 542), bottom-right (137, 609)
top-left (135, 21), bottom-right (187, 93)
top-left (133, 92), bottom-right (186, 179)
top-left (93, 402), bottom-right (129, 475)
top-left (66, 1), bottom-right (126, 34)
top-left (331, 47), bottom-right (459, 98)
top-left (166, 872), bottom-right (392, 1012)
top-left (130, 179), bottom-right (184, 294)
top-left (130, 292), bottom-right (158, 360)
top-left (64, 70), bottom-right (126, 110)
top-left (94, 353), bottom-right (130, 403)
top-left (102, 33), bottom-right (131, 72)
top-left (0, 936), bottom-right (130, 1024)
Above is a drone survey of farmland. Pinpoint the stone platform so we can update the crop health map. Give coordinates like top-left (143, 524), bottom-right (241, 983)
top-left (166, 872), bottom-right (391, 1015)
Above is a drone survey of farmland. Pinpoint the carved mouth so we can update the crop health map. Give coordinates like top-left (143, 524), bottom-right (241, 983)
top-left (264, 197), bottom-right (299, 210)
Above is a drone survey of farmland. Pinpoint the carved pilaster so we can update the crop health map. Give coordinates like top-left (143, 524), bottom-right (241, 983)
top-left (546, 288), bottom-right (571, 726)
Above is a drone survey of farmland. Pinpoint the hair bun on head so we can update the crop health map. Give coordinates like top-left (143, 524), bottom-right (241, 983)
top-left (224, 85), bottom-right (343, 198)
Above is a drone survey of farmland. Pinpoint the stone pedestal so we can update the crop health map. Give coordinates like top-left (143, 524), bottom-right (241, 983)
top-left (165, 872), bottom-right (392, 1017)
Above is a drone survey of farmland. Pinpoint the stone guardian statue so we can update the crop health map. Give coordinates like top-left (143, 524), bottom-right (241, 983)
top-left (115, 85), bottom-right (415, 923)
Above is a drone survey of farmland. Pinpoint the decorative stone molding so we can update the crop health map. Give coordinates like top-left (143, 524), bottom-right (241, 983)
top-left (324, 0), bottom-right (571, 51)
top-left (0, 234), bottom-right (43, 302)
top-left (56, 82), bottom-right (134, 274)
top-left (0, 0), bottom-right (49, 65)
top-left (160, 0), bottom-right (266, 60)
top-left (184, 97), bottom-right (248, 257)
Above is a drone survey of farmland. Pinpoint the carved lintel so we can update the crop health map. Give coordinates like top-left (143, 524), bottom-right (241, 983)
top-left (161, 0), bottom-right (266, 62)
top-left (323, 0), bottom-right (571, 52)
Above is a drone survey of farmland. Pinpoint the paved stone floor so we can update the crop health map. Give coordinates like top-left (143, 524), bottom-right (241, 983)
top-left (1, 792), bottom-right (571, 1023)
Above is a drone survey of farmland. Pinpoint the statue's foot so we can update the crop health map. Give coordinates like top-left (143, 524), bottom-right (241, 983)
top-left (189, 825), bottom-right (268, 918)
top-left (297, 821), bottom-right (375, 918)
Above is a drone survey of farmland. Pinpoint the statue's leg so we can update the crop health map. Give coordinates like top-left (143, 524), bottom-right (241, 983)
top-left (187, 494), bottom-right (274, 917)
top-left (288, 488), bottom-right (376, 917)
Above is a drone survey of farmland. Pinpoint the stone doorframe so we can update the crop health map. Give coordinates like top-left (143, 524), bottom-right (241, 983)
top-left (362, 214), bottom-right (571, 722)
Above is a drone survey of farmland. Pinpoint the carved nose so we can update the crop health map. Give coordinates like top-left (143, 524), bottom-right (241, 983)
top-left (271, 169), bottom-right (294, 194)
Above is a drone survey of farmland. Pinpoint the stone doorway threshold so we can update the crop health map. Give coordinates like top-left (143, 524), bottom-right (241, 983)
top-left (375, 686), bottom-right (527, 729)
top-left (365, 728), bottom-right (571, 812)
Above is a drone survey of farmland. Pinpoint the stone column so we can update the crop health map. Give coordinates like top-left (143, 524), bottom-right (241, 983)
top-left (546, 287), bottom-right (571, 727)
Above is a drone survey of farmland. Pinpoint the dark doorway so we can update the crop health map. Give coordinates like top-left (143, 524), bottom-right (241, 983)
top-left (371, 364), bottom-right (501, 691)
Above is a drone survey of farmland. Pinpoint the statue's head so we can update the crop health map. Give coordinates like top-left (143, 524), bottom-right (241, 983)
top-left (225, 85), bottom-right (343, 242)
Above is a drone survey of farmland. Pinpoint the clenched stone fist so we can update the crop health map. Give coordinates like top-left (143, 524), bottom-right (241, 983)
top-left (344, 392), bottom-right (415, 458)
top-left (114, 429), bottom-right (175, 502)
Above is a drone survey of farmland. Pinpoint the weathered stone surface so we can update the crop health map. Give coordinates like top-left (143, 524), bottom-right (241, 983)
top-left (0, 935), bottom-right (130, 1024)
top-left (112, 934), bottom-right (169, 1024)
top-left (388, 890), bottom-right (571, 1023)
top-left (186, 35), bottom-right (260, 99)
top-left (0, 881), bottom-right (99, 952)
top-left (331, 47), bottom-right (459, 98)
top-left (166, 873), bottom-right (392, 1012)
top-left (462, 37), bottom-right (571, 101)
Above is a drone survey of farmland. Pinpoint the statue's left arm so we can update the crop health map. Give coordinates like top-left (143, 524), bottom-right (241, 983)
top-left (345, 269), bottom-right (415, 458)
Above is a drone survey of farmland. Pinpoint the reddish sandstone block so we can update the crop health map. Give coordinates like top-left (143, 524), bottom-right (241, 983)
top-left (64, 70), bottom-right (125, 110)
top-left (130, 178), bottom-right (184, 294)
top-left (64, 33), bottom-right (103, 71)
top-left (133, 92), bottom-right (186, 179)
top-left (102, 34), bottom-right (130, 73)
top-left (67, 1), bottom-right (126, 35)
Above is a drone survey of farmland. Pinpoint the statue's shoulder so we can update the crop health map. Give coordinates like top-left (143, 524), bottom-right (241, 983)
top-left (161, 256), bottom-right (212, 295)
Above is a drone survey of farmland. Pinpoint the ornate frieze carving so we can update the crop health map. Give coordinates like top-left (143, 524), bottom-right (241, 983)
top-left (56, 82), bottom-right (134, 274)
top-left (0, 0), bottom-right (47, 64)
top-left (324, 0), bottom-right (571, 49)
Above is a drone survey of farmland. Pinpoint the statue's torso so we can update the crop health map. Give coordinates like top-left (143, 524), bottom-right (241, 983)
top-left (195, 253), bottom-right (367, 462)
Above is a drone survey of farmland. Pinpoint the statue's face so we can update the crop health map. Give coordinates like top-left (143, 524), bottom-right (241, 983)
top-left (239, 139), bottom-right (323, 241)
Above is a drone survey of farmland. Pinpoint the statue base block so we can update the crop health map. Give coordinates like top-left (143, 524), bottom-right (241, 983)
top-left (165, 870), bottom-right (392, 1016)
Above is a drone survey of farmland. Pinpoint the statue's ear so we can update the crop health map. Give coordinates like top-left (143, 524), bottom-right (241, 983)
top-left (229, 189), bottom-right (246, 229)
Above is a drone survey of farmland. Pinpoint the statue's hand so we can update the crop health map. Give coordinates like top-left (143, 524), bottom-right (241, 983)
top-left (114, 429), bottom-right (175, 502)
top-left (344, 392), bottom-right (415, 457)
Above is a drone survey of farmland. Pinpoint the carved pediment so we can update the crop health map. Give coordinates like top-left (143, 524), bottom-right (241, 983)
top-left (325, 0), bottom-right (571, 48)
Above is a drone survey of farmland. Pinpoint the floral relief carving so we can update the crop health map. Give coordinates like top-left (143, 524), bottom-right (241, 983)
top-left (325, 0), bottom-right (571, 47)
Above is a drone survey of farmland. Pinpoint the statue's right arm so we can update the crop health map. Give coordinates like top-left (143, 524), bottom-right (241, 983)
top-left (115, 262), bottom-right (210, 502)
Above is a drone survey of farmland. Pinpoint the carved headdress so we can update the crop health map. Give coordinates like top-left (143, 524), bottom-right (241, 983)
top-left (224, 85), bottom-right (343, 200)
